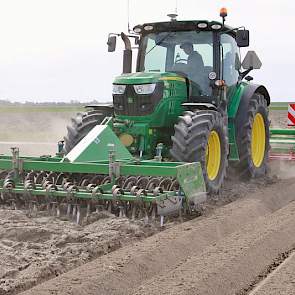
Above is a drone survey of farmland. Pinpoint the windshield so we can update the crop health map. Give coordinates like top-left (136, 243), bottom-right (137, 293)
top-left (138, 31), bottom-right (214, 96)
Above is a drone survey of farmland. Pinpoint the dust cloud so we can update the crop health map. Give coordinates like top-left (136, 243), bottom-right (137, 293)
top-left (269, 160), bottom-right (295, 179)
top-left (0, 111), bottom-right (76, 156)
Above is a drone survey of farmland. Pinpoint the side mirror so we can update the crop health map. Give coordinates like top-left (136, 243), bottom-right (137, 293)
top-left (107, 35), bottom-right (117, 52)
top-left (236, 29), bottom-right (249, 47)
top-left (242, 51), bottom-right (262, 70)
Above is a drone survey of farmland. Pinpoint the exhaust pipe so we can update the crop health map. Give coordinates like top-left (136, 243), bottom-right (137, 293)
top-left (121, 32), bottom-right (132, 73)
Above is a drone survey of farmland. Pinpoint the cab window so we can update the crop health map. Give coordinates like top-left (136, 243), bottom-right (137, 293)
top-left (220, 34), bottom-right (240, 86)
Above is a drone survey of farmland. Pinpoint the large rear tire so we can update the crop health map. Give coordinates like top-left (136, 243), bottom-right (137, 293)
top-left (64, 110), bottom-right (107, 154)
top-left (235, 93), bottom-right (270, 177)
top-left (170, 110), bottom-right (228, 194)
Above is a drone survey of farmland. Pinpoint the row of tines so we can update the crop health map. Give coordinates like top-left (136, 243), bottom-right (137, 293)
top-left (1, 170), bottom-right (179, 224)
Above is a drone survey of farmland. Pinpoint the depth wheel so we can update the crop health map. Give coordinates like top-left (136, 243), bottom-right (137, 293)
top-left (235, 93), bottom-right (270, 177)
top-left (170, 110), bottom-right (229, 194)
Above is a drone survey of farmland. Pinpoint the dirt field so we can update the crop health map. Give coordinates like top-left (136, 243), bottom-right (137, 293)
top-left (0, 107), bottom-right (295, 295)
top-left (19, 178), bottom-right (295, 295)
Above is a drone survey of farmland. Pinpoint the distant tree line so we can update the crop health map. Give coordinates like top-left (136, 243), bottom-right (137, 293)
top-left (0, 99), bottom-right (112, 106)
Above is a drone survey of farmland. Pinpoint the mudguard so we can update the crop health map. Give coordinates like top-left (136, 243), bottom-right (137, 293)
top-left (235, 83), bottom-right (270, 130)
top-left (240, 84), bottom-right (270, 107)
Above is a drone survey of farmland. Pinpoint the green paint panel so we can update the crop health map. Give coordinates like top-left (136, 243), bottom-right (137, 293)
top-left (270, 128), bottom-right (295, 135)
top-left (113, 72), bottom-right (186, 85)
top-left (176, 162), bottom-right (206, 204)
top-left (0, 156), bottom-right (186, 177)
top-left (0, 185), bottom-right (175, 204)
top-left (65, 125), bottom-right (133, 163)
top-left (228, 120), bottom-right (239, 161)
top-left (228, 82), bottom-right (247, 119)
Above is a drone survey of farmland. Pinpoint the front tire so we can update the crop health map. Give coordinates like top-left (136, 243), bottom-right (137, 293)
top-left (170, 110), bottom-right (229, 194)
top-left (64, 110), bottom-right (107, 154)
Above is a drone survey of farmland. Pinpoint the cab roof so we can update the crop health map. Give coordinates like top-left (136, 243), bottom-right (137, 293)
top-left (134, 20), bottom-right (235, 35)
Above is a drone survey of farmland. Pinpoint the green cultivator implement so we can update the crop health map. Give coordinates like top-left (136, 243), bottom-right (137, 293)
top-left (0, 155), bottom-right (206, 224)
top-left (270, 128), bottom-right (295, 160)
top-left (0, 9), bottom-right (276, 223)
top-left (0, 126), bottom-right (206, 224)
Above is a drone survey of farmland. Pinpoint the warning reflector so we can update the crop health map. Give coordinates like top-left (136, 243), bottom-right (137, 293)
top-left (288, 103), bottom-right (295, 126)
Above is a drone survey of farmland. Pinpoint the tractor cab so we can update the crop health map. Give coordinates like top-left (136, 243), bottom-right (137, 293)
top-left (108, 11), bottom-right (261, 114)
top-left (137, 25), bottom-right (216, 99)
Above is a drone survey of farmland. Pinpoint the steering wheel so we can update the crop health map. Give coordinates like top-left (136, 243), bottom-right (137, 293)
top-left (171, 59), bottom-right (188, 74)
top-left (174, 58), bottom-right (187, 64)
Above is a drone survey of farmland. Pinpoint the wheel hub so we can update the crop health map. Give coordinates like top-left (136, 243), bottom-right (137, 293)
top-left (206, 130), bottom-right (221, 181)
top-left (251, 113), bottom-right (266, 167)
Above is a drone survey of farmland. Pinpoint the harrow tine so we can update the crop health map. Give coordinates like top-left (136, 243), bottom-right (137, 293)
top-left (76, 204), bottom-right (81, 224)
top-left (86, 201), bottom-right (91, 219)
top-left (67, 203), bottom-right (72, 217)
top-left (137, 208), bottom-right (143, 219)
top-left (159, 177), bottom-right (172, 190)
top-left (160, 215), bottom-right (164, 227)
top-left (146, 177), bottom-right (160, 192)
top-left (72, 204), bottom-right (77, 218)
top-left (9, 198), bottom-right (16, 210)
top-left (107, 201), bottom-right (112, 213)
top-left (27, 200), bottom-right (37, 217)
top-left (131, 204), bottom-right (137, 220)
top-left (56, 173), bottom-right (68, 185)
top-left (118, 205), bottom-right (125, 218)
top-left (51, 202), bottom-right (57, 216)
top-left (123, 176), bottom-right (137, 190)
top-left (56, 203), bottom-right (61, 218)
top-left (32, 201), bottom-right (38, 213)
top-left (144, 209), bottom-right (149, 224)
top-left (151, 205), bottom-right (156, 221)
top-left (178, 207), bottom-right (183, 222)
top-left (46, 202), bottom-right (51, 214)
top-left (10, 200), bottom-right (16, 210)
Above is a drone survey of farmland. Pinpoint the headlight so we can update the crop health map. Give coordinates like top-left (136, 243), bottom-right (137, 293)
top-left (112, 84), bottom-right (126, 95)
top-left (197, 22), bottom-right (208, 29)
top-left (211, 24), bottom-right (222, 30)
top-left (133, 83), bottom-right (156, 95)
top-left (143, 25), bottom-right (154, 31)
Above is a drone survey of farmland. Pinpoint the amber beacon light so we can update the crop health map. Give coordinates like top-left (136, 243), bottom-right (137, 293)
top-left (220, 7), bottom-right (228, 17)
top-left (220, 7), bottom-right (227, 25)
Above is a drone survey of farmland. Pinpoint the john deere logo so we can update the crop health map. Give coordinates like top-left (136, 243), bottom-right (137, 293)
top-left (128, 97), bottom-right (134, 103)
top-left (94, 137), bottom-right (100, 144)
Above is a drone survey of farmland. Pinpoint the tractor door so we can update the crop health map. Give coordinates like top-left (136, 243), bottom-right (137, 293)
top-left (220, 33), bottom-right (240, 99)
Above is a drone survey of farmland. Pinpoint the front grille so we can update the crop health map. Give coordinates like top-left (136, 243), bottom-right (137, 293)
top-left (113, 82), bottom-right (163, 116)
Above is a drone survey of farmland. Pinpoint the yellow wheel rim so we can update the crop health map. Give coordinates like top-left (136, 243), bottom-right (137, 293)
top-left (251, 113), bottom-right (266, 167)
top-left (206, 130), bottom-right (221, 181)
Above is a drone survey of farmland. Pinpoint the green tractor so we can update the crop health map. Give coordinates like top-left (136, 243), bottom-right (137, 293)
top-left (0, 10), bottom-right (270, 223)
top-left (64, 10), bottom-right (270, 194)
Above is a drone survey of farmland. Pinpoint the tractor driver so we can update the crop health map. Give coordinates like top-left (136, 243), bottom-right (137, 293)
top-left (180, 42), bottom-right (205, 94)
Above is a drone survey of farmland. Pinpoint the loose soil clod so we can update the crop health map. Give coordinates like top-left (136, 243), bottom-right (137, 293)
top-left (0, 210), bottom-right (157, 295)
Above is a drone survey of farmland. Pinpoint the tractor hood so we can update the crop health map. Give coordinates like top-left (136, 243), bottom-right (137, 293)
top-left (113, 72), bottom-right (186, 85)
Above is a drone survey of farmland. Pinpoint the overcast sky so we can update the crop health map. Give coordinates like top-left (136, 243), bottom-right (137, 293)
top-left (0, 0), bottom-right (293, 102)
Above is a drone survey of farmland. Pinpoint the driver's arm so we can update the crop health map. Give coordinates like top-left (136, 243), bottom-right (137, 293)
top-left (187, 52), bottom-right (204, 71)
